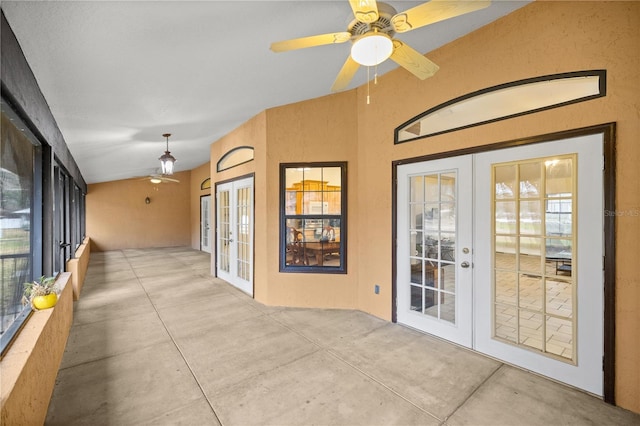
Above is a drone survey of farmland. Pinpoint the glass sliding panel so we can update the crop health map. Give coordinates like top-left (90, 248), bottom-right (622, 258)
top-left (493, 155), bottom-right (576, 362)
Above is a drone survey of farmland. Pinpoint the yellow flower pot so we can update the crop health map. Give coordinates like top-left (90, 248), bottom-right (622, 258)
top-left (32, 293), bottom-right (58, 310)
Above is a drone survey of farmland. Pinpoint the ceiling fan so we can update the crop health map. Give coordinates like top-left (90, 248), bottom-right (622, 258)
top-left (270, 0), bottom-right (490, 92)
top-left (138, 133), bottom-right (180, 184)
top-left (139, 172), bottom-right (180, 184)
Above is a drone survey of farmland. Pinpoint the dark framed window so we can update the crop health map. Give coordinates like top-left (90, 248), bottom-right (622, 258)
top-left (395, 70), bottom-right (606, 143)
top-left (0, 99), bottom-right (42, 353)
top-left (217, 146), bottom-right (254, 172)
top-left (0, 96), bottom-right (86, 355)
top-left (280, 162), bottom-right (347, 273)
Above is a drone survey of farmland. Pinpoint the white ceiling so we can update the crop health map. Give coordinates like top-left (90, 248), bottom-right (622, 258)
top-left (2, 1), bottom-right (529, 184)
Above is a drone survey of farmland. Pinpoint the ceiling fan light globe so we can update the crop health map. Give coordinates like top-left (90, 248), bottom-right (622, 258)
top-left (150, 177), bottom-right (162, 184)
top-left (351, 32), bottom-right (393, 66)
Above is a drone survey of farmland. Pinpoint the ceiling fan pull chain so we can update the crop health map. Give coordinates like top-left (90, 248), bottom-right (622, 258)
top-left (374, 62), bottom-right (379, 85)
top-left (366, 66), bottom-right (371, 105)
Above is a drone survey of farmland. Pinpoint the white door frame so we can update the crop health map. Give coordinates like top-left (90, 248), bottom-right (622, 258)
top-left (200, 194), bottom-right (212, 253)
top-left (215, 176), bottom-right (254, 296)
top-left (393, 125), bottom-right (616, 400)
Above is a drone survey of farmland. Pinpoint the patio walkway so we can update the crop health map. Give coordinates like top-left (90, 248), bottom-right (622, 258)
top-left (46, 247), bottom-right (640, 425)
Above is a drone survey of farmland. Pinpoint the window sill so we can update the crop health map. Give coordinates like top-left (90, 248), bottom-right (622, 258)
top-left (0, 272), bottom-right (73, 425)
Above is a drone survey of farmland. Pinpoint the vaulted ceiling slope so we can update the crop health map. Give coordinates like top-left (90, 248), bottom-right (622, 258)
top-left (2, 1), bottom-right (528, 184)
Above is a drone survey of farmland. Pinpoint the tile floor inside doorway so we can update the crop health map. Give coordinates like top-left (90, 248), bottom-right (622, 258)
top-left (46, 247), bottom-right (640, 425)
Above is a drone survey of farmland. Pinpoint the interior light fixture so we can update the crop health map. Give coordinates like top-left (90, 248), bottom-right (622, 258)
top-left (350, 31), bottom-right (393, 67)
top-left (159, 133), bottom-right (176, 175)
top-left (149, 177), bottom-right (162, 184)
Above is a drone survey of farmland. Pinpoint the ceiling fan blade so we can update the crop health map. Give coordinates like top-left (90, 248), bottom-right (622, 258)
top-left (270, 32), bottom-right (351, 52)
top-left (391, 0), bottom-right (491, 33)
top-left (349, 0), bottom-right (379, 23)
top-left (389, 40), bottom-right (439, 80)
top-left (162, 177), bottom-right (180, 183)
top-left (331, 56), bottom-right (360, 92)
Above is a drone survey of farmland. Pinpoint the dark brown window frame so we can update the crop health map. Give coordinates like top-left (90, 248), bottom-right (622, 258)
top-left (216, 146), bottom-right (254, 172)
top-left (279, 162), bottom-right (347, 274)
top-left (395, 70), bottom-right (607, 143)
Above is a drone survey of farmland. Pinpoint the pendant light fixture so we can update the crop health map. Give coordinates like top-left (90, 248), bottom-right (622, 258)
top-left (159, 133), bottom-right (176, 175)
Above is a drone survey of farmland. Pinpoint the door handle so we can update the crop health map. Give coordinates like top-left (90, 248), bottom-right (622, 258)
top-left (59, 242), bottom-right (71, 249)
top-left (460, 261), bottom-right (470, 268)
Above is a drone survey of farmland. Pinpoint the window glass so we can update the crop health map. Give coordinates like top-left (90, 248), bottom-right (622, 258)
top-left (1, 98), bottom-right (85, 355)
top-left (281, 163), bottom-right (346, 273)
top-left (493, 155), bottom-right (576, 363)
top-left (1, 108), bottom-right (37, 345)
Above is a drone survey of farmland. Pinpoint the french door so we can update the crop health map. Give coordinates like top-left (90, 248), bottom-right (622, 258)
top-left (200, 195), bottom-right (212, 253)
top-left (396, 156), bottom-right (473, 347)
top-left (216, 177), bottom-right (254, 296)
top-left (396, 133), bottom-right (604, 395)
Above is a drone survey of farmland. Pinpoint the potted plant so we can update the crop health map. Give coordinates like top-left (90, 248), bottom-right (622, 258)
top-left (23, 275), bottom-right (59, 310)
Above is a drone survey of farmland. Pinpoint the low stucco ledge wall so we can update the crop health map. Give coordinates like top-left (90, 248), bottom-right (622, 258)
top-left (66, 236), bottom-right (91, 300)
top-left (0, 272), bottom-right (73, 425)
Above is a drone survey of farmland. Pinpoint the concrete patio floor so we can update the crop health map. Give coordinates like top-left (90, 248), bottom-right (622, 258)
top-left (46, 247), bottom-right (640, 425)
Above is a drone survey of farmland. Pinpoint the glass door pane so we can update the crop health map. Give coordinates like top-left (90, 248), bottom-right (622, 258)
top-left (236, 186), bottom-right (251, 281)
top-left (409, 171), bottom-right (457, 324)
top-left (492, 155), bottom-right (576, 362)
top-left (218, 189), bottom-right (230, 274)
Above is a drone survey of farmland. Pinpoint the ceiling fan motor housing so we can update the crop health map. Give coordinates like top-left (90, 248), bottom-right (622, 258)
top-left (348, 2), bottom-right (397, 39)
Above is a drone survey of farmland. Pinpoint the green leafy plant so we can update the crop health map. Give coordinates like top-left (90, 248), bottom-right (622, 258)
top-left (22, 275), bottom-right (58, 306)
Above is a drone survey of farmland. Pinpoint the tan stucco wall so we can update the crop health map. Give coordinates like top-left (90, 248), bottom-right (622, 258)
top-left (86, 171), bottom-right (191, 251)
top-left (190, 162), bottom-right (211, 250)
top-left (210, 112), bottom-right (268, 300)
top-left (263, 91), bottom-right (359, 308)
top-left (66, 237), bottom-right (91, 300)
top-left (358, 1), bottom-right (640, 315)
top-left (205, 1), bottom-right (639, 412)
top-left (352, 1), bottom-right (639, 411)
